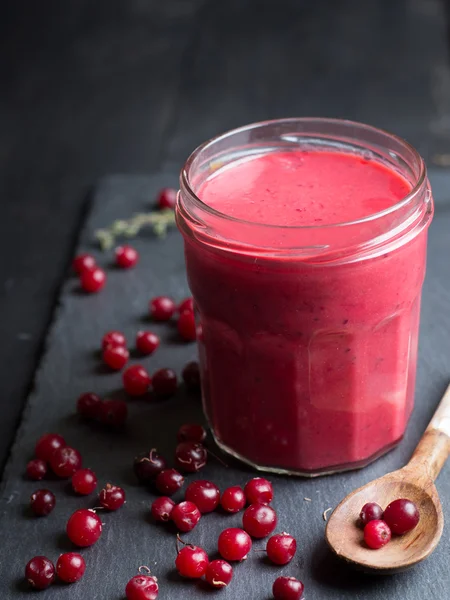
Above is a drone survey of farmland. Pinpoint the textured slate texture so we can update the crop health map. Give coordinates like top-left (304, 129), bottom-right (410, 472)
top-left (1, 174), bottom-right (450, 599)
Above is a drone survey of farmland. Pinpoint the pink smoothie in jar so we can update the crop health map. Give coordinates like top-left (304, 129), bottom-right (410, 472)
top-left (177, 118), bottom-right (433, 476)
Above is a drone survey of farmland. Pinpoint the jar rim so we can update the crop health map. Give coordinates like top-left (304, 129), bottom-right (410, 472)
top-left (180, 117), bottom-right (427, 231)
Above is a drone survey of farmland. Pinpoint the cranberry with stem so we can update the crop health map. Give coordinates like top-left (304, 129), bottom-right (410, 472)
top-left (185, 480), bottom-right (220, 514)
top-left (115, 245), bottom-right (139, 269)
top-left (244, 477), bottom-right (273, 505)
top-left (134, 450), bottom-right (167, 483)
top-left (177, 423), bottom-right (206, 444)
top-left (103, 345), bottom-right (129, 370)
top-left (73, 254), bottom-right (96, 275)
top-left (151, 497), bottom-right (175, 522)
top-left (123, 364), bottom-right (151, 396)
top-left (175, 442), bottom-right (207, 473)
top-left (126, 567), bottom-right (159, 600)
top-left (171, 501), bottom-right (201, 532)
top-left (157, 188), bottom-right (177, 210)
top-left (205, 559), bottom-right (233, 588)
top-left (152, 368), bottom-right (178, 397)
top-left (80, 266), bottom-right (106, 293)
top-left (77, 392), bottom-right (102, 420)
top-left (99, 398), bottom-right (128, 427)
top-left (273, 576), bottom-right (305, 600)
top-left (266, 533), bottom-right (297, 565)
top-left (72, 469), bottom-right (97, 495)
top-left (360, 502), bottom-right (383, 526)
top-left (177, 310), bottom-right (196, 341)
top-left (99, 483), bottom-right (126, 510)
top-left (25, 556), bottom-right (55, 590)
top-left (363, 520), bottom-right (392, 549)
top-left (221, 486), bottom-right (246, 513)
top-left (136, 331), bottom-right (160, 355)
top-left (56, 553), bottom-right (86, 583)
top-left (175, 542), bottom-right (209, 579)
top-left (50, 446), bottom-right (82, 478)
top-left (155, 469), bottom-right (184, 495)
top-left (26, 458), bottom-right (48, 481)
top-left (218, 528), bottom-right (252, 561)
top-left (66, 509), bottom-right (102, 547)
top-left (35, 433), bottom-right (66, 462)
top-left (150, 296), bottom-right (176, 321)
top-left (383, 498), bottom-right (420, 535)
top-left (102, 330), bottom-right (126, 350)
top-left (182, 361), bottom-right (201, 390)
top-left (243, 503), bottom-right (277, 538)
top-left (30, 489), bottom-right (56, 516)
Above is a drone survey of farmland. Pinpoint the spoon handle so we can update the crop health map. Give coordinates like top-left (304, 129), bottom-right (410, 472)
top-left (407, 383), bottom-right (450, 481)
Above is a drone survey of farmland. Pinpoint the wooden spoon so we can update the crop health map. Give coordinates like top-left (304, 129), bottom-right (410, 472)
top-left (325, 383), bottom-right (450, 573)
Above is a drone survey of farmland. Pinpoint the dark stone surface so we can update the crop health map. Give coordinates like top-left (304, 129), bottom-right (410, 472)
top-left (1, 174), bottom-right (450, 599)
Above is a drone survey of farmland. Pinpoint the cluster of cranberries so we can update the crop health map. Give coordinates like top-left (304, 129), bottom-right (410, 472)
top-left (26, 553), bottom-right (86, 589)
top-left (359, 498), bottom-right (420, 549)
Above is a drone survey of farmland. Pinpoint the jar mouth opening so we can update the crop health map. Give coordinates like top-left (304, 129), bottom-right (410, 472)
top-left (180, 117), bottom-right (427, 231)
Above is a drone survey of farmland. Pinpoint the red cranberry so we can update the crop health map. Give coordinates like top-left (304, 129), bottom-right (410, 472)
top-left (126, 571), bottom-right (159, 600)
top-left (185, 480), bottom-right (220, 513)
top-left (155, 469), bottom-right (184, 495)
top-left (182, 361), bottom-right (201, 390)
top-left (136, 331), bottom-right (160, 355)
top-left (364, 520), bottom-right (392, 549)
top-left (273, 576), bottom-right (304, 600)
top-left (151, 496), bottom-right (175, 522)
top-left (243, 503), bottom-right (277, 538)
top-left (150, 296), bottom-right (176, 321)
top-left (177, 310), bottom-right (196, 341)
top-left (175, 442), bottom-right (207, 473)
top-left (50, 446), bottom-right (82, 478)
top-left (177, 423), bottom-right (206, 444)
top-left (360, 502), bottom-right (384, 526)
top-left (102, 330), bottom-right (126, 350)
top-left (244, 477), bottom-right (273, 505)
top-left (175, 545), bottom-right (209, 578)
top-left (56, 553), bottom-right (86, 583)
top-left (115, 245), bottom-right (139, 269)
top-left (157, 187), bottom-right (177, 210)
top-left (205, 559), bottom-right (233, 588)
top-left (73, 253), bottom-right (96, 275)
top-left (178, 297), bottom-right (194, 314)
top-left (99, 398), bottom-right (128, 427)
top-left (383, 498), bottom-right (420, 535)
top-left (171, 501), bottom-right (201, 532)
top-left (72, 468), bottom-right (97, 495)
top-left (123, 364), bottom-right (151, 396)
top-left (35, 433), bottom-right (66, 462)
top-left (152, 368), bottom-right (177, 397)
top-left (66, 509), bottom-right (102, 547)
top-left (26, 458), bottom-right (48, 481)
top-left (80, 266), bottom-right (106, 293)
top-left (103, 345), bottom-right (129, 370)
top-left (30, 489), bottom-right (56, 516)
top-left (25, 556), bottom-right (55, 590)
top-left (99, 483), bottom-right (126, 510)
top-left (218, 528), bottom-right (252, 561)
top-left (221, 486), bottom-right (246, 513)
top-left (134, 450), bottom-right (167, 483)
top-left (266, 533), bottom-right (297, 565)
top-left (77, 392), bottom-right (102, 420)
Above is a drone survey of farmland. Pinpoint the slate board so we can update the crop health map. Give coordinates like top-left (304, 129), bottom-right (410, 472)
top-left (1, 173), bottom-right (450, 600)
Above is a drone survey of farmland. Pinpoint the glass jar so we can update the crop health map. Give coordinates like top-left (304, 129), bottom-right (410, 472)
top-left (176, 118), bottom-right (433, 476)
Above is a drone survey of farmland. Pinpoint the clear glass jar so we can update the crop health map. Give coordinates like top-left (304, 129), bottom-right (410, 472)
top-left (176, 118), bottom-right (433, 476)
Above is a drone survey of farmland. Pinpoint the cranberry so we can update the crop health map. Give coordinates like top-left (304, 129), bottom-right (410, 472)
top-left (273, 576), bottom-right (305, 600)
top-left (99, 483), bottom-right (126, 510)
top-left (102, 330), bottom-right (126, 350)
top-left (35, 433), bottom-right (66, 462)
top-left (126, 571), bottom-right (159, 600)
top-left (77, 392), bottom-right (102, 420)
top-left (178, 297), bottom-right (194, 314)
top-left (30, 489), bottom-right (56, 516)
top-left (134, 450), bottom-right (167, 483)
top-left (73, 253), bottom-right (96, 275)
top-left (72, 468), bottom-right (97, 495)
top-left (177, 423), bottom-right (206, 444)
top-left (243, 503), bottom-right (277, 538)
top-left (152, 368), bottom-right (177, 397)
top-left (99, 398), bottom-right (128, 427)
top-left (136, 331), bottom-right (160, 355)
top-left (123, 364), bottom-right (151, 396)
top-left (177, 310), bottom-right (196, 341)
top-left (182, 361), bottom-right (201, 390)
top-left (80, 266), bottom-right (106, 293)
top-left (50, 446), bottom-right (82, 478)
top-left (66, 509), bottom-right (102, 547)
top-left (218, 528), bottom-right (252, 561)
top-left (171, 501), bottom-right (201, 532)
top-left (56, 553), bottom-right (86, 583)
top-left (115, 245), bottom-right (139, 269)
top-left (157, 187), bottom-right (177, 210)
top-left (266, 533), bottom-right (297, 565)
top-left (221, 486), bottom-right (246, 513)
top-left (383, 498), bottom-right (420, 534)
top-left (175, 545), bottom-right (209, 578)
top-left (364, 520), bottom-right (392, 549)
top-left (25, 556), bottom-right (55, 590)
top-left (175, 442), bottom-right (207, 473)
top-left (360, 502), bottom-right (384, 526)
top-left (205, 559), bottom-right (233, 588)
top-left (185, 480), bottom-right (220, 513)
top-left (155, 469), bottom-right (185, 495)
top-left (244, 477), bottom-right (273, 505)
top-left (103, 344), bottom-right (129, 370)
top-left (151, 496), bottom-right (175, 522)
top-left (150, 296), bottom-right (176, 321)
top-left (26, 458), bottom-right (48, 481)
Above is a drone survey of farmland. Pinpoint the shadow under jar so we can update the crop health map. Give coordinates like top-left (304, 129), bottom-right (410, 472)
top-left (176, 118), bottom-right (433, 476)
